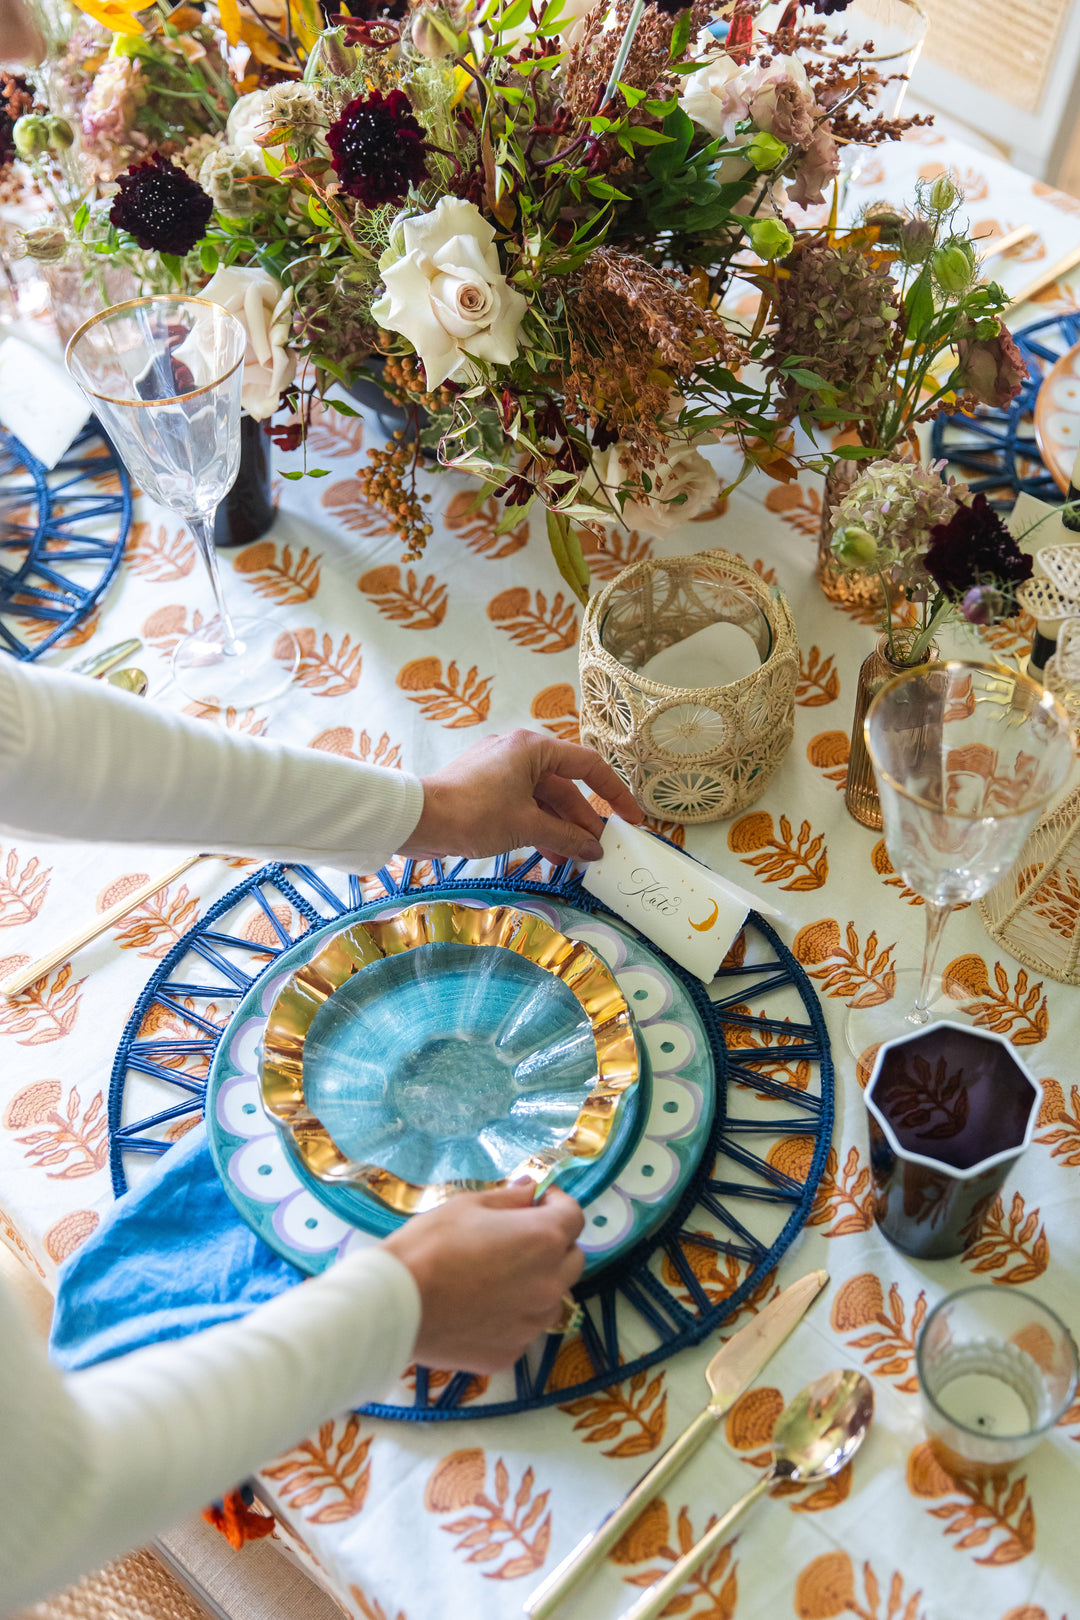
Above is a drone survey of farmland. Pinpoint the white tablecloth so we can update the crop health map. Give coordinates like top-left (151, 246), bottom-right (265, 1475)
top-left (2, 129), bottom-right (1080, 1620)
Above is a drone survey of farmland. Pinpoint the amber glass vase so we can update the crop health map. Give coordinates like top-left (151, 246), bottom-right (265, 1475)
top-left (817, 462), bottom-right (889, 610)
top-left (844, 633), bottom-right (938, 829)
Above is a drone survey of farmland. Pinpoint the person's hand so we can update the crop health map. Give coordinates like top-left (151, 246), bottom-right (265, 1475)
top-left (382, 1183), bottom-right (585, 1372)
top-left (399, 729), bottom-right (644, 864)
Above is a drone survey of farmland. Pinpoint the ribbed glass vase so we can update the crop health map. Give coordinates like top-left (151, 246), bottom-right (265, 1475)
top-left (844, 632), bottom-right (938, 829)
top-left (817, 461), bottom-right (888, 610)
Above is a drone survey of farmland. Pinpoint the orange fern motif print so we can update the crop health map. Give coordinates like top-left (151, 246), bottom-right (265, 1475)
top-left (804, 1143), bottom-right (875, 1237)
top-left (127, 521), bottom-right (195, 582)
top-left (261, 1415), bottom-right (372, 1524)
top-left (0, 847), bottom-right (50, 928)
top-left (580, 526), bottom-right (653, 581)
top-left (797, 647), bottom-right (841, 706)
top-left (443, 490), bottom-right (529, 557)
top-left (276, 628), bottom-right (362, 696)
top-left (907, 1440), bottom-right (1035, 1564)
top-left (321, 478), bottom-right (396, 538)
top-left (358, 564), bottom-right (448, 629)
top-left (943, 955), bottom-right (1049, 1044)
top-left (1035, 1077), bottom-right (1080, 1166)
top-left (309, 727), bottom-right (402, 768)
top-left (764, 482), bottom-right (822, 537)
top-left (550, 1337), bottom-right (667, 1458)
top-left (963, 1191), bottom-right (1049, 1285)
top-left (424, 1449), bottom-right (552, 1580)
top-left (728, 812), bottom-right (828, 891)
top-left (348, 1587), bottom-right (407, 1620)
top-left (0, 957), bottom-right (84, 1045)
top-left (3, 1079), bottom-right (106, 1179)
top-left (304, 405), bottom-right (365, 457)
top-left (530, 684), bottom-right (580, 743)
top-left (233, 540), bottom-right (321, 603)
top-left (397, 657), bottom-right (493, 727)
top-left (610, 1497), bottom-right (738, 1619)
top-left (806, 731), bottom-right (848, 790)
top-left (794, 1551), bottom-right (925, 1620)
top-left (793, 920), bottom-right (896, 1008)
top-left (830, 1274), bottom-right (925, 1392)
top-left (487, 587), bottom-right (579, 653)
top-left (97, 873), bottom-right (200, 959)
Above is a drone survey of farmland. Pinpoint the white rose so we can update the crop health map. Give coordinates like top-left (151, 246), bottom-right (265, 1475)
top-left (371, 197), bottom-right (528, 390)
top-left (590, 439), bottom-right (720, 536)
top-left (679, 54), bottom-right (748, 143)
top-left (188, 265), bottom-right (297, 420)
top-left (225, 89), bottom-right (282, 172)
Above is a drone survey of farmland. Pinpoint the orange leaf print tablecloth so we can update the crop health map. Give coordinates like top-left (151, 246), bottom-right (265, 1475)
top-left (3, 129), bottom-right (1080, 1620)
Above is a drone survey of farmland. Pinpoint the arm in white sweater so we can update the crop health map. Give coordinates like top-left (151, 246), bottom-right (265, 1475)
top-left (0, 658), bottom-right (424, 870)
top-left (0, 1249), bottom-right (421, 1612)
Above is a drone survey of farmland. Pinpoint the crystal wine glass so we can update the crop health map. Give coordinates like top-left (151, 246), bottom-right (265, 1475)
top-left (845, 661), bottom-right (1074, 1060)
top-left (65, 295), bottom-right (297, 706)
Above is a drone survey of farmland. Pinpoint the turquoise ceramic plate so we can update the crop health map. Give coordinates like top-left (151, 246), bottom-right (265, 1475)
top-left (206, 890), bottom-right (716, 1279)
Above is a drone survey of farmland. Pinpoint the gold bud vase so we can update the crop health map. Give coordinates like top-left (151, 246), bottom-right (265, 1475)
top-left (845, 633), bottom-right (939, 829)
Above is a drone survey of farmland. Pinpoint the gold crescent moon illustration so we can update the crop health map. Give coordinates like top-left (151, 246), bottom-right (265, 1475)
top-left (689, 900), bottom-right (719, 932)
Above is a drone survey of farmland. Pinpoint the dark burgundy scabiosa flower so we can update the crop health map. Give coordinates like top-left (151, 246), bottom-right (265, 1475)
top-left (327, 89), bottom-right (428, 208)
top-left (924, 493), bottom-right (1034, 602)
top-left (110, 154), bottom-right (213, 256)
top-left (646, 0), bottom-right (691, 14)
top-left (812, 0), bottom-right (855, 11)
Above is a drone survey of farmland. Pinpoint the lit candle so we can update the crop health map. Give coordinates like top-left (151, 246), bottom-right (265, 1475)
top-left (637, 622), bottom-right (763, 689)
top-left (936, 1372), bottom-right (1034, 1436)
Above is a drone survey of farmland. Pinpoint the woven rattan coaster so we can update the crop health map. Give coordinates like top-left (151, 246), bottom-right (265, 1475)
top-left (11, 1548), bottom-right (208, 1620)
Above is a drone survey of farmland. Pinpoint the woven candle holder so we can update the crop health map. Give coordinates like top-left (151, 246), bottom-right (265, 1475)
top-left (579, 550), bottom-right (799, 823)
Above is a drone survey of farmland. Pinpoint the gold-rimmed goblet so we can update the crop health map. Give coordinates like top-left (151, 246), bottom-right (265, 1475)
top-left (845, 661), bottom-right (1074, 1059)
top-left (66, 295), bottom-right (297, 707)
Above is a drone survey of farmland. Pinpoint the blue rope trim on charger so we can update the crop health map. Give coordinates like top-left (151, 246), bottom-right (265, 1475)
top-left (0, 422), bottom-right (132, 660)
top-left (108, 855), bottom-right (833, 1420)
top-left (930, 311), bottom-right (1080, 505)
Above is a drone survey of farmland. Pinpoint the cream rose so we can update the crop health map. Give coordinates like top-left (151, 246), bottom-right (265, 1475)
top-left (371, 197), bottom-right (528, 390)
top-left (590, 439), bottom-right (720, 536)
top-left (679, 53), bottom-right (749, 143)
top-left (225, 89), bottom-right (281, 172)
top-left (186, 265), bottom-right (296, 420)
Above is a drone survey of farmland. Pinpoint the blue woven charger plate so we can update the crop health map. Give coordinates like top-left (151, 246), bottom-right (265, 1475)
top-left (0, 422), bottom-right (132, 658)
top-left (108, 851), bottom-right (834, 1420)
top-left (930, 311), bottom-right (1080, 504)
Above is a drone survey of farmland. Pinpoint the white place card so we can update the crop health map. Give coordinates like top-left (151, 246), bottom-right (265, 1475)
top-left (0, 335), bottom-right (88, 469)
top-left (582, 815), bottom-right (779, 983)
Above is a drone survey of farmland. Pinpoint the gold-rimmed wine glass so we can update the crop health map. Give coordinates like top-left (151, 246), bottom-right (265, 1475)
top-left (845, 660), bottom-right (1074, 1059)
top-left (66, 295), bottom-right (297, 707)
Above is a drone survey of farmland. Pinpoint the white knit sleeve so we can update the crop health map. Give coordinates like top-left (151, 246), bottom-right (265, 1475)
top-left (0, 1249), bottom-right (420, 1611)
top-left (0, 659), bottom-right (424, 872)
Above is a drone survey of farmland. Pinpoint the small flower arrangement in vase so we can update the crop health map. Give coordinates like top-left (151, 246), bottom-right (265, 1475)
top-left (828, 461), bottom-right (1035, 827)
top-left (768, 176), bottom-right (1027, 606)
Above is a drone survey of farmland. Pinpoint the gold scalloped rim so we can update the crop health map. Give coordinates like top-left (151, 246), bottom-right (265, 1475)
top-left (259, 902), bottom-right (639, 1213)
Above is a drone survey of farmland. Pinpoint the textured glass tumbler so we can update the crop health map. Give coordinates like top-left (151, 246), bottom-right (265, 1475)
top-left (918, 1287), bottom-right (1078, 1477)
top-left (66, 296), bottom-right (296, 706)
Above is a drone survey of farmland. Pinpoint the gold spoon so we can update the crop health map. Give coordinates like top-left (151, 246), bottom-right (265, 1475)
top-left (105, 666), bottom-right (149, 697)
top-left (618, 1369), bottom-right (874, 1620)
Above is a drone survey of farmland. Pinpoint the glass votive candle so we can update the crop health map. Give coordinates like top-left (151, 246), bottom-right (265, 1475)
top-left (917, 1287), bottom-right (1078, 1477)
top-left (579, 552), bottom-right (800, 824)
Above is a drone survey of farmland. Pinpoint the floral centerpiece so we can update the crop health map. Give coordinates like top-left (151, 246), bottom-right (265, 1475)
top-left (24, 0), bottom-right (932, 589)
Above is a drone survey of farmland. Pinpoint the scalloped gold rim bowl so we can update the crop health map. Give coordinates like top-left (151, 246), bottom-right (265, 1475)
top-left (258, 901), bottom-right (640, 1214)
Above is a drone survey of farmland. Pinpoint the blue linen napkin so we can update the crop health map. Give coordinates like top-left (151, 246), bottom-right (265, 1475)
top-left (50, 1126), bottom-right (302, 1371)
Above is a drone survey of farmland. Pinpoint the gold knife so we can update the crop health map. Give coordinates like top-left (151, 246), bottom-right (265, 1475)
top-left (522, 1268), bottom-right (828, 1620)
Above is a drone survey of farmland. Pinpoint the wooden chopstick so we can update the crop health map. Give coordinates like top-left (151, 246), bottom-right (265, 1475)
top-left (0, 853), bottom-right (211, 997)
top-left (1006, 242), bottom-right (1080, 314)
